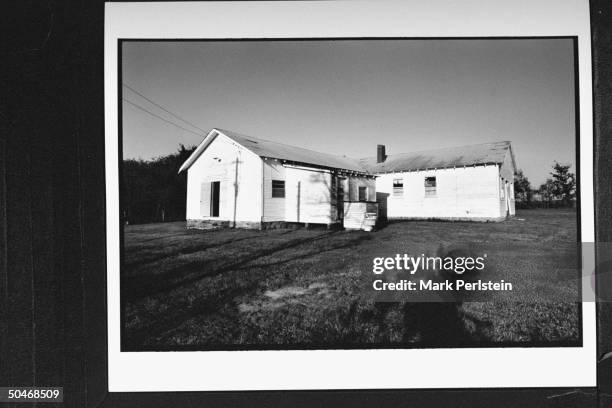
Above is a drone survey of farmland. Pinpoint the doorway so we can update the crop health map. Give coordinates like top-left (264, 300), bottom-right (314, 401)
top-left (210, 181), bottom-right (220, 217)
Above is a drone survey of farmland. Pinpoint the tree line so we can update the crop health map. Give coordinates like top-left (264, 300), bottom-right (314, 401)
top-left (514, 162), bottom-right (576, 209)
top-left (121, 144), bottom-right (196, 224)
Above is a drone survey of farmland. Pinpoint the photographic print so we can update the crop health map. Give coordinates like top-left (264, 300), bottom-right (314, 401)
top-left (3, 0), bottom-right (605, 404)
top-left (119, 38), bottom-right (581, 352)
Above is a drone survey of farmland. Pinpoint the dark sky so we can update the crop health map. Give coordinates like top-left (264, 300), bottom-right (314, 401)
top-left (122, 39), bottom-right (576, 185)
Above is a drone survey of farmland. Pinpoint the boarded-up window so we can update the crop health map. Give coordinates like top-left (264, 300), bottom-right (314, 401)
top-left (358, 186), bottom-right (367, 202)
top-left (393, 178), bottom-right (404, 196)
top-left (272, 180), bottom-right (285, 198)
top-left (424, 177), bottom-right (436, 196)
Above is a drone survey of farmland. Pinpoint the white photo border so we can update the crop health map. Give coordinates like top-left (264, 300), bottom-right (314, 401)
top-left (105, 0), bottom-right (595, 391)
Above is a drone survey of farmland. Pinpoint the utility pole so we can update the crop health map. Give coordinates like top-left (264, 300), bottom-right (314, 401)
top-left (233, 153), bottom-right (241, 228)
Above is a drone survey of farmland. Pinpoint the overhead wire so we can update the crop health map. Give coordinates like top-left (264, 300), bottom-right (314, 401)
top-left (122, 97), bottom-right (206, 138)
top-left (122, 83), bottom-right (208, 134)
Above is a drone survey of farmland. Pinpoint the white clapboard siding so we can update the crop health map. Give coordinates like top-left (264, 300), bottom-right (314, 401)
top-left (285, 166), bottom-right (333, 224)
top-left (375, 165), bottom-right (503, 219)
top-left (262, 159), bottom-right (287, 222)
top-left (343, 202), bottom-right (378, 230)
top-left (186, 133), bottom-right (262, 222)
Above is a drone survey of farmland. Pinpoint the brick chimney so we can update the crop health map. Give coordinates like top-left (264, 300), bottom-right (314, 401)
top-left (377, 144), bottom-right (386, 163)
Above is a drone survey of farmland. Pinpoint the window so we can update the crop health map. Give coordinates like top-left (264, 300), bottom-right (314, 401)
top-left (500, 178), bottom-right (505, 199)
top-left (393, 178), bottom-right (404, 196)
top-left (272, 180), bottom-right (285, 198)
top-left (358, 186), bottom-right (367, 202)
top-left (424, 177), bottom-right (436, 196)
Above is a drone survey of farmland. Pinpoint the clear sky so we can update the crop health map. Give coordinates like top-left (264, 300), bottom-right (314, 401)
top-left (122, 39), bottom-right (576, 186)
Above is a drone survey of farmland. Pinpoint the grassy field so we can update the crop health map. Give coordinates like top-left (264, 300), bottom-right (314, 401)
top-left (122, 209), bottom-right (581, 350)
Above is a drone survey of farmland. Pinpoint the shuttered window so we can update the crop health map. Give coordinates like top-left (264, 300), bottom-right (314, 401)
top-left (200, 182), bottom-right (211, 217)
top-left (272, 180), bottom-right (285, 198)
top-left (424, 177), bottom-right (437, 196)
top-left (393, 178), bottom-right (404, 196)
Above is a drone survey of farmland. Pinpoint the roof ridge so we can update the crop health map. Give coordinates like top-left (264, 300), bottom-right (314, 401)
top-left (215, 128), bottom-right (280, 145)
top-left (215, 128), bottom-right (360, 161)
top-left (359, 140), bottom-right (511, 160)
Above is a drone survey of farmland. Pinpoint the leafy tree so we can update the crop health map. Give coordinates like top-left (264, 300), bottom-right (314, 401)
top-left (513, 170), bottom-right (532, 206)
top-left (122, 144), bottom-right (196, 224)
top-left (538, 178), bottom-right (555, 207)
top-left (550, 162), bottom-right (576, 206)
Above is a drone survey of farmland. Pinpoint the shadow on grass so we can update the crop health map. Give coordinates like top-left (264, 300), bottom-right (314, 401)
top-left (122, 209), bottom-right (580, 349)
top-left (122, 230), bottom-right (352, 301)
top-left (335, 301), bottom-right (489, 347)
top-left (407, 303), bottom-right (490, 346)
top-left (123, 233), bottom-right (497, 349)
top-left (123, 230), bottom-right (296, 268)
top-left (122, 232), bottom-right (374, 348)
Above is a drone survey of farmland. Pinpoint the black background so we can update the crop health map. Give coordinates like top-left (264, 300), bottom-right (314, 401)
top-left (2, 1), bottom-right (612, 407)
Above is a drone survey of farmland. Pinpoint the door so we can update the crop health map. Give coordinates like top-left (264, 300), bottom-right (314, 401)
top-left (200, 182), bottom-right (211, 217)
top-left (358, 186), bottom-right (367, 202)
top-left (210, 181), bottom-right (220, 217)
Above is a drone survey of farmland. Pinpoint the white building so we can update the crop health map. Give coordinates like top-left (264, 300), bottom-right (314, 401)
top-left (179, 128), bottom-right (516, 229)
top-left (360, 141), bottom-right (517, 221)
top-left (178, 128), bottom-right (375, 229)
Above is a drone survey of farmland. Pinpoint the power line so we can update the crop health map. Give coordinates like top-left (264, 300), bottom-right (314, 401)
top-left (122, 83), bottom-right (207, 133)
top-left (122, 98), bottom-right (206, 138)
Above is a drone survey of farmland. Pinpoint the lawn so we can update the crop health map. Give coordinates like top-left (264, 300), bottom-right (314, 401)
top-left (122, 209), bottom-right (581, 350)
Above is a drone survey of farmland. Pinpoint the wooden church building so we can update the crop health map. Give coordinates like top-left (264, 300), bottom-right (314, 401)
top-left (178, 128), bottom-right (516, 230)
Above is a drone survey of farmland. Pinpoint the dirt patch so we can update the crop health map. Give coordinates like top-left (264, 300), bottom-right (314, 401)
top-left (264, 286), bottom-right (308, 300)
top-left (238, 282), bottom-right (330, 313)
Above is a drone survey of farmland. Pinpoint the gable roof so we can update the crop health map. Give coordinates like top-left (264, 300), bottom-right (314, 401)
top-left (179, 128), bottom-right (367, 173)
top-left (359, 141), bottom-right (516, 174)
top-left (179, 128), bottom-right (516, 176)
